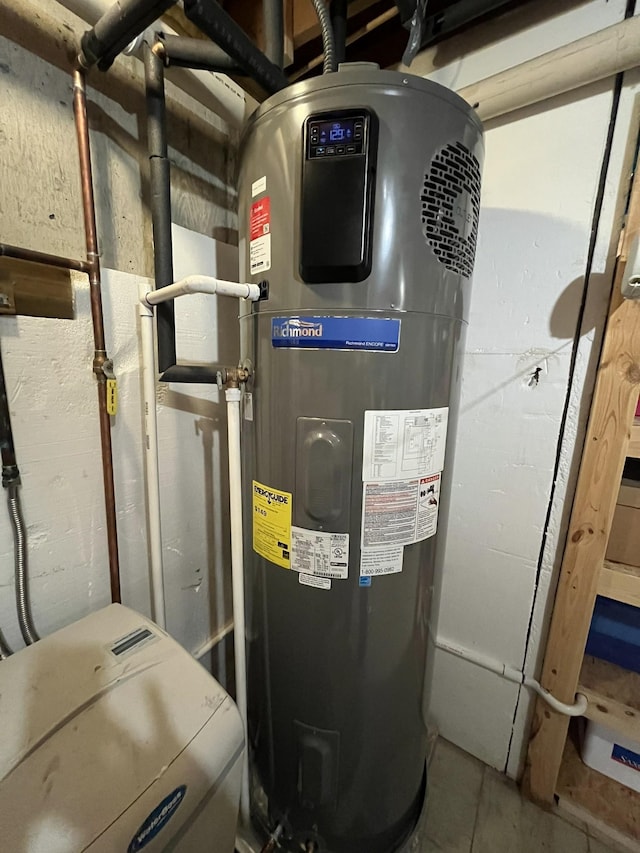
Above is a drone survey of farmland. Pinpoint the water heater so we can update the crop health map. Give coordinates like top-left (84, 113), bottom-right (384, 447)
top-left (238, 63), bottom-right (483, 853)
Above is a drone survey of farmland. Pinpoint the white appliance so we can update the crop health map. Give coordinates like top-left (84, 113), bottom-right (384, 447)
top-left (0, 604), bottom-right (243, 852)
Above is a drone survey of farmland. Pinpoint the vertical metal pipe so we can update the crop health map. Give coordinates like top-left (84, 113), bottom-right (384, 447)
top-left (72, 68), bottom-right (122, 604)
top-left (263, 0), bottom-right (284, 69)
top-left (331, 0), bottom-right (347, 66)
top-left (144, 43), bottom-right (177, 373)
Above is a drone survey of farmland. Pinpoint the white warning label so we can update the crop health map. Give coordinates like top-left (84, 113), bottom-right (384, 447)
top-left (361, 473), bottom-right (441, 549)
top-left (360, 545), bottom-right (404, 577)
top-left (291, 527), bottom-right (349, 579)
top-left (362, 408), bottom-right (448, 481)
top-left (299, 572), bottom-right (331, 590)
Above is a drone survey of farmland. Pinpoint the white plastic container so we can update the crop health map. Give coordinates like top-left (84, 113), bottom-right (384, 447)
top-left (581, 720), bottom-right (640, 793)
top-left (0, 604), bottom-right (244, 852)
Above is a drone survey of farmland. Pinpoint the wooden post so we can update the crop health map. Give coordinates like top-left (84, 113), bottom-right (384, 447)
top-left (524, 168), bottom-right (640, 804)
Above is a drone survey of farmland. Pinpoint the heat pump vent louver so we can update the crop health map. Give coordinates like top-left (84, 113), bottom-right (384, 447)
top-left (421, 141), bottom-right (481, 279)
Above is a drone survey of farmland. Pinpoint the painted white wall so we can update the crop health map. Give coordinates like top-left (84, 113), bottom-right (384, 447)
top-left (413, 0), bottom-right (639, 772)
top-left (0, 233), bottom-right (239, 660)
top-left (0, 1), bottom-right (239, 671)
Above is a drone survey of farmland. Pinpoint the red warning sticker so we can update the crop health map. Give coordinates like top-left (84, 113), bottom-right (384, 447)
top-left (250, 198), bottom-right (271, 240)
top-left (249, 197), bottom-right (271, 273)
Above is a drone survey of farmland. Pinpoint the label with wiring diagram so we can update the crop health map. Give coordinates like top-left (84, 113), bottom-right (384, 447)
top-left (250, 197), bottom-right (271, 274)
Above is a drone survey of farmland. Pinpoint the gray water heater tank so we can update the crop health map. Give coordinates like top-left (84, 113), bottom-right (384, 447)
top-left (238, 64), bottom-right (483, 853)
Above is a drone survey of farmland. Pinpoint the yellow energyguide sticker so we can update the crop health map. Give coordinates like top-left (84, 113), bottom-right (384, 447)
top-left (252, 480), bottom-right (292, 569)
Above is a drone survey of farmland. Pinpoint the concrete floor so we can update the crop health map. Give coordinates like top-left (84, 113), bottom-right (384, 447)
top-left (422, 739), bottom-right (621, 853)
top-left (237, 739), bottom-right (626, 853)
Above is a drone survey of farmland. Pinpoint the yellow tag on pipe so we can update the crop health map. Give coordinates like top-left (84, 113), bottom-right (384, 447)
top-left (106, 378), bottom-right (118, 416)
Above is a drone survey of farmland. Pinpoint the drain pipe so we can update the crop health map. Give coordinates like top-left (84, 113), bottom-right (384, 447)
top-left (434, 637), bottom-right (588, 716)
top-left (73, 69), bottom-right (122, 603)
top-left (138, 283), bottom-right (166, 630)
top-left (226, 380), bottom-right (250, 826)
top-left (139, 280), bottom-right (259, 826)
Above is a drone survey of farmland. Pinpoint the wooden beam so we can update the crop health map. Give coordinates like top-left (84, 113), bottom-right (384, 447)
top-left (580, 656), bottom-right (640, 743)
top-left (292, 0), bottom-right (383, 49)
top-left (599, 559), bottom-right (640, 608)
top-left (289, 7), bottom-right (398, 81)
top-left (524, 166), bottom-right (640, 804)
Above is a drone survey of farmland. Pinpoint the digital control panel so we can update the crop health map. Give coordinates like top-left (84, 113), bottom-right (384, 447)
top-left (306, 114), bottom-right (367, 159)
top-left (300, 108), bottom-right (378, 283)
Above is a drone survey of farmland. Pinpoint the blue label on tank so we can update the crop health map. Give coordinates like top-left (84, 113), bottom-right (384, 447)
top-left (127, 785), bottom-right (187, 852)
top-left (359, 576), bottom-right (372, 587)
top-left (271, 317), bottom-right (400, 352)
top-left (612, 743), bottom-right (640, 772)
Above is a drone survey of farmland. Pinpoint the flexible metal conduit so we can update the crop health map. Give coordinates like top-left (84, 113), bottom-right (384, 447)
top-left (8, 485), bottom-right (39, 646)
top-left (73, 68), bottom-right (122, 603)
top-left (312, 0), bottom-right (336, 74)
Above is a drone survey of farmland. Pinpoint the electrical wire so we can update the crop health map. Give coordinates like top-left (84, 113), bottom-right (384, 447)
top-left (311, 0), bottom-right (336, 74)
top-left (9, 484), bottom-right (39, 645)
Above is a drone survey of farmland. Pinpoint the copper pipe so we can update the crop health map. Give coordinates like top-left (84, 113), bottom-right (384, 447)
top-left (72, 68), bottom-right (121, 604)
top-left (0, 243), bottom-right (90, 274)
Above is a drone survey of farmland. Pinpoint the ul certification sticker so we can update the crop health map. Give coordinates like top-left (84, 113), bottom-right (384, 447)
top-left (252, 480), bottom-right (291, 569)
top-left (249, 197), bottom-right (271, 274)
top-left (291, 527), bottom-right (349, 579)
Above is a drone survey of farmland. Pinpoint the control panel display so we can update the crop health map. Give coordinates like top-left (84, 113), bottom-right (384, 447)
top-left (307, 114), bottom-right (367, 159)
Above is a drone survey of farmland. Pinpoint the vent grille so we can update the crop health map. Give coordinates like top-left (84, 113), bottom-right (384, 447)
top-left (421, 141), bottom-right (481, 279)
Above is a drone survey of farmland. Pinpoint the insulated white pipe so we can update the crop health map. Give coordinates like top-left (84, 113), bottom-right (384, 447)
top-left (457, 14), bottom-right (640, 122)
top-left (54, 0), bottom-right (248, 126)
top-left (138, 281), bottom-right (166, 630)
top-left (143, 275), bottom-right (261, 305)
top-left (435, 637), bottom-right (588, 717)
top-left (226, 386), bottom-right (250, 826)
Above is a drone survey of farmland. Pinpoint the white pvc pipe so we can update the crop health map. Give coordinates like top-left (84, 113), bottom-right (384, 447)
top-left (143, 275), bottom-right (261, 306)
top-left (226, 386), bottom-right (250, 826)
top-left (434, 637), bottom-right (588, 717)
top-left (138, 281), bottom-right (166, 630)
top-left (54, 0), bottom-right (248, 126)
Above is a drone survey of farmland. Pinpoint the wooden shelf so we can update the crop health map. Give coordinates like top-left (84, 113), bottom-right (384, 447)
top-left (579, 656), bottom-right (640, 742)
top-left (599, 559), bottom-right (640, 608)
top-left (630, 419), bottom-right (640, 458)
top-left (557, 731), bottom-right (640, 842)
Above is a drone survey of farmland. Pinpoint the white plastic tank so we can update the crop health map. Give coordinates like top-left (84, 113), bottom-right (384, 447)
top-left (0, 604), bottom-right (243, 852)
